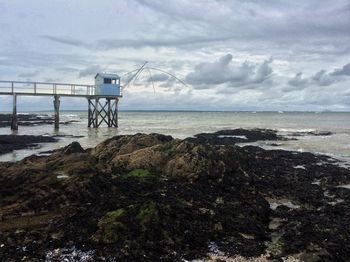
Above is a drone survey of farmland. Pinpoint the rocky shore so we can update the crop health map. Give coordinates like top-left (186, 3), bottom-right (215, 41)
top-left (0, 130), bottom-right (349, 261)
top-left (0, 113), bottom-right (78, 128)
top-left (0, 135), bottom-right (57, 155)
top-left (0, 113), bottom-right (81, 155)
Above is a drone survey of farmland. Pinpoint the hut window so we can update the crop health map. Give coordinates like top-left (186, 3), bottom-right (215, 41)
top-left (112, 79), bottom-right (116, 84)
top-left (104, 78), bottom-right (112, 84)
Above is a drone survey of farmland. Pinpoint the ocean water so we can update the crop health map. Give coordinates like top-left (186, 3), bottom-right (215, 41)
top-left (1, 111), bottom-right (350, 165)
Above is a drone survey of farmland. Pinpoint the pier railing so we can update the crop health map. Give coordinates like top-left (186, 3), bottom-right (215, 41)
top-left (0, 80), bottom-right (96, 97)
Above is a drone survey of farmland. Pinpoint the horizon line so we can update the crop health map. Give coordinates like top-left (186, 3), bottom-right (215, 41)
top-left (1, 109), bottom-right (350, 113)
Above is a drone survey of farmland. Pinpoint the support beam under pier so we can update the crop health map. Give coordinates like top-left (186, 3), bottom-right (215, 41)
top-left (53, 95), bottom-right (60, 130)
top-left (87, 97), bottom-right (119, 128)
top-left (11, 94), bottom-right (18, 131)
top-left (94, 98), bottom-right (99, 128)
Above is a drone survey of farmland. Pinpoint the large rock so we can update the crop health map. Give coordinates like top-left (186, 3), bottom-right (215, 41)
top-left (186, 128), bottom-right (286, 145)
top-left (0, 134), bottom-right (57, 154)
top-left (0, 130), bottom-right (349, 261)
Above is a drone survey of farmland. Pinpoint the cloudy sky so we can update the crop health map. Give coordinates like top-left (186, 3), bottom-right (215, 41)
top-left (0, 0), bottom-right (349, 111)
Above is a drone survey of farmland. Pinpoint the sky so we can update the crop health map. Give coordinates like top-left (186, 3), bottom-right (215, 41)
top-left (0, 0), bottom-right (350, 111)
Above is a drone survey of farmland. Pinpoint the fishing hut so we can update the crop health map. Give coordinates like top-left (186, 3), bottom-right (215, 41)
top-left (88, 73), bottom-right (121, 128)
top-left (0, 73), bottom-right (123, 130)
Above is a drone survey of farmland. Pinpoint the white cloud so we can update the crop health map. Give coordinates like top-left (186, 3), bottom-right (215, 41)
top-left (186, 54), bottom-right (273, 88)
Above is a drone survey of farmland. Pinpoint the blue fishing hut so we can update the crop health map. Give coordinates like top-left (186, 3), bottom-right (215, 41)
top-left (94, 73), bottom-right (121, 96)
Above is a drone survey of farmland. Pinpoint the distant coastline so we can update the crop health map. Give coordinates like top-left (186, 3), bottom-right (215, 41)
top-left (1, 109), bottom-right (349, 113)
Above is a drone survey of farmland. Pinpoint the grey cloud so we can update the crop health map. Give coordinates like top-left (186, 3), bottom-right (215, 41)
top-left (56, 67), bottom-right (80, 73)
top-left (0, 50), bottom-right (95, 72)
top-left (44, 78), bottom-right (61, 83)
top-left (133, 0), bottom-right (224, 23)
top-left (311, 62), bottom-right (350, 86)
top-left (79, 65), bottom-right (105, 78)
top-left (18, 71), bottom-right (39, 78)
top-left (287, 62), bottom-right (350, 90)
top-left (147, 73), bottom-right (169, 82)
top-left (312, 70), bottom-right (336, 86)
top-left (186, 54), bottom-right (273, 88)
top-left (288, 72), bottom-right (308, 88)
top-left (42, 35), bottom-right (90, 49)
top-left (255, 59), bottom-right (273, 83)
top-left (141, 73), bottom-right (182, 90)
top-left (43, 34), bottom-right (233, 50)
top-left (96, 35), bottom-right (234, 50)
top-left (132, 0), bottom-right (350, 54)
top-left (159, 77), bottom-right (178, 89)
top-left (40, 0), bottom-right (350, 59)
top-left (1, 1), bottom-right (350, 111)
top-left (332, 63), bottom-right (350, 76)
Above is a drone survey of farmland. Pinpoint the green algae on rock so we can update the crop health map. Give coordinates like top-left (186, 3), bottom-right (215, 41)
top-left (137, 202), bottom-right (159, 230)
top-left (126, 169), bottom-right (151, 178)
top-left (94, 208), bottom-right (125, 244)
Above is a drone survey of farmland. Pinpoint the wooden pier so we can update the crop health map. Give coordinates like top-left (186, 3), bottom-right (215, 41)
top-left (0, 80), bottom-right (122, 130)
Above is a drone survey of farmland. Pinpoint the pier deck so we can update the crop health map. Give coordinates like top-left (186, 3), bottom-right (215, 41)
top-left (0, 80), bottom-right (122, 130)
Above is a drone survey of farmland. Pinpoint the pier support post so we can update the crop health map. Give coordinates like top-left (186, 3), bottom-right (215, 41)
top-left (87, 97), bottom-right (119, 128)
top-left (107, 98), bottom-right (111, 127)
top-left (88, 99), bottom-right (92, 127)
top-left (116, 98), bottom-right (119, 127)
top-left (94, 98), bottom-right (99, 128)
top-left (111, 98), bottom-right (118, 128)
top-left (53, 95), bottom-right (60, 130)
top-left (11, 94), bottom-right (18, 131)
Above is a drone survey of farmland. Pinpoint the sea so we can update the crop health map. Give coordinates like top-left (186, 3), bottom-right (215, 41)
top-left (1, 111), bottom-right (350, 166)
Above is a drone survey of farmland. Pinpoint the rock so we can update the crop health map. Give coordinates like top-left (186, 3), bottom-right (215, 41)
top-left (0, 130), bottom-right (349, 261)
top-left (186, 128), bottom-right (286, 145)
top-left (0, 135), bottom-right (57, 155)
top-left (92, 133), bottom-right (173, 160)
top-left (287, 131), bottom-right (333, 137)
top-left (0, 113), bottom-right (79, 128)
top-left (62, 141), bottom-right (85, 154)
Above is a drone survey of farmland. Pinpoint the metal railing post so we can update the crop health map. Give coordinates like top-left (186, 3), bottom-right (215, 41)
top-left (11, 82), bottom-right (14, 93)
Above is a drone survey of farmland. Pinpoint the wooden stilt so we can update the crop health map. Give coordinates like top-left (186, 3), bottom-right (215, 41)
top-left (88, 98), bottom-right (92, 127)
top-left (11, 94), bottom-right (18, 131)
top-left (115, 98), bottom-right (119, 128)
top-left (107, 98), bottom-right (111, 127)
top-left (94, 98), bottom-right (99, 128)
top-left (54, 95), bottom-right (60, 130)
top-left (87, 97), bottom-right (119, 128)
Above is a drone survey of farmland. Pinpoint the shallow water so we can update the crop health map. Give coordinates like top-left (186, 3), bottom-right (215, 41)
top-left (0, 111), bottom-right (349, 164)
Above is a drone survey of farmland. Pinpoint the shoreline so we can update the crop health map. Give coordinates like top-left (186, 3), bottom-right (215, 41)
top-left (2, 110), bottom-right (350, 113)
top-left (1, 130), bottom-right (350, 261)
top-left (2, 125), bottom-right (349, 167)
top-left (1, 112), bottom-right (350, 165)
